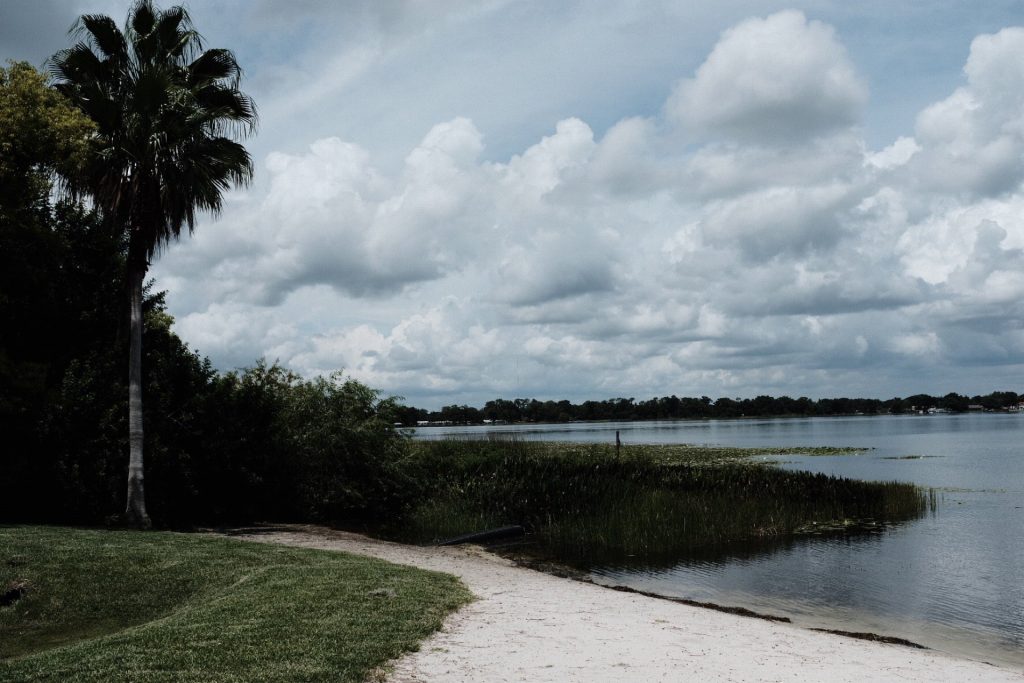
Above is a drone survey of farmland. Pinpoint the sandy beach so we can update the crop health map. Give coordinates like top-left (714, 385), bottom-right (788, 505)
top-left (228, 525), bottom-right (1022, 682)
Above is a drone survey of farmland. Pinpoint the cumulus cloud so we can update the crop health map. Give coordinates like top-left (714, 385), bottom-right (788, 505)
top-left (666, 10), bottom-right (867, 143)
top-left (909, 27), bottom-right (1024, 198)
top-left (684, 131), bottom-right (865, 199)
top-left (897, 196), bottom-right (1024, 285)
top-left (866, 137), bottom-right (920, 171)
top-left (499, 118), bottom-right (596, 201)
top-left (494, 238), bottom-right (618, 306)
top-left (151, 11), bottom-right (1024, 407)
top-left (163, 119), bottom-right (495, 305)
top-left (697, 183), bottom-right (854, 258)
top-left (587, 117), bottom-right (663, 197)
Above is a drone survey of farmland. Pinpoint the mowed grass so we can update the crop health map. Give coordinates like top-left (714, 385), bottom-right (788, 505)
top-left (0, 526), bottom-right (471, 682)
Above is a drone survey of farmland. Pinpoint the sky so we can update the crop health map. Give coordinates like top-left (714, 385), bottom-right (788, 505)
top-left (4, 1), bottom-right (1024, 408)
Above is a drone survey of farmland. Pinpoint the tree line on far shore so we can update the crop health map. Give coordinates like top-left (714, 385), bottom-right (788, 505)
top-left (397, 391), bottom-right (1023, 426)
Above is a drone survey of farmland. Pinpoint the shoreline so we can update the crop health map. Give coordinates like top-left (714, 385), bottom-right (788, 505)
top-left (224, 524), bottom-right (1023, 682)
top-left (408, 410), bottom-right (1024, 430)
top-left (505, 553), bottom-right (947, 651)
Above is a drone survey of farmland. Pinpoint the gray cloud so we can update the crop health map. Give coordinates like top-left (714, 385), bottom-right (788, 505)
top-left (127, 8), bottom-right (1024, 407)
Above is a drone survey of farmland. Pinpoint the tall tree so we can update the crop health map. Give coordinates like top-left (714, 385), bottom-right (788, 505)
top-left (1, 63), bottom-right (96, 522)
top-left (49, 1), bottom-right (257, 527)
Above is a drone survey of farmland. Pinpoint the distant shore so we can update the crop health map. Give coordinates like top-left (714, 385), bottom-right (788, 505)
top-left (405, 403), bottom-right (1024, 428)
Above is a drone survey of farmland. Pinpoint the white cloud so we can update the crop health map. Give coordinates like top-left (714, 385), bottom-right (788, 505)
top-left (866, 136), bottom-right (920, 170)
top-left (500, 118), bottom-right (596, 200)
top-left (148, 11), bottom-right (1024, 407)
top-left (889, 332), bottom-right (942, 356)
top-left (897, 198), bottom-right (1024, 285)
top-left (908, 27), bottom-right (1024, 198)
top-left (666, 10), bottom-right (867, 143)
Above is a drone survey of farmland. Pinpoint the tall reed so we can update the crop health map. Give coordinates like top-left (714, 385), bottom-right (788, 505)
top-left (391, 439), bottom-right (930, 568)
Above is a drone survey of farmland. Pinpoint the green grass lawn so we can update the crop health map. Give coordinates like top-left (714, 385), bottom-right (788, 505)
top-left (0, 526), bottom-right (471, 682)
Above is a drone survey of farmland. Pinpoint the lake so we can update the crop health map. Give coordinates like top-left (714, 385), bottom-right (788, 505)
top-left (415, 413), bottom-right (1024, 669)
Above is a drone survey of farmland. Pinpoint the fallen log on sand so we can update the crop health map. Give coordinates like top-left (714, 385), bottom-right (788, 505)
top-left (437, 525), bottom-right (525, 546)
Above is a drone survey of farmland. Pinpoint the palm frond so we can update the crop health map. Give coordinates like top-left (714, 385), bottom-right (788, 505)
top-left (187, 49), bottom-right (241, 87)
top-left (77, 15), bottom-right (127, 61)
top-left (50, 0), bottom-right (257, 259)
top-left (155, 6), bottom-right (200, 60)
top-left (129, 0), bottom-right (157, 38)
top-left (192, 85), bottom-right (258, 135)
top-left (48, 43), bottom-right (105, 83)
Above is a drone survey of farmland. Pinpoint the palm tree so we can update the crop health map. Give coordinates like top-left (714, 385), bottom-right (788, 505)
top-left (49, 1), bottom-right (257, 527)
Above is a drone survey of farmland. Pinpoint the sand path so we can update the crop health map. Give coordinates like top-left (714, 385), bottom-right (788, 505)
top-left (228, 525), bottom-right (1022, 682)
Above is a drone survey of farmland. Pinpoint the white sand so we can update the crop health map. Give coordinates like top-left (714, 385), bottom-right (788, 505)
top-left (229, 525), bottom-right (1022, 682)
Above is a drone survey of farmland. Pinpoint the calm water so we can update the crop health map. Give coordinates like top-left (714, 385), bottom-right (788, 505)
top-left (416, 414), bottom-right (1024, 669)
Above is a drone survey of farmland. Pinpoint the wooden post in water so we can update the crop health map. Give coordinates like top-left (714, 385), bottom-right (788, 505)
top-left (615, 430), bottom-right (621, 456)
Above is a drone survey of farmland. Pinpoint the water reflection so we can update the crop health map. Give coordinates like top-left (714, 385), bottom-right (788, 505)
top-left (525, 524), bottom-right (888, 574)
top-left (591, 525), bottom-right (1023, 668)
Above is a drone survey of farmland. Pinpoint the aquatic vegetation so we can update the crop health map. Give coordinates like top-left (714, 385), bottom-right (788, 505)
top-left (390, 439), bottom-right (932, 569)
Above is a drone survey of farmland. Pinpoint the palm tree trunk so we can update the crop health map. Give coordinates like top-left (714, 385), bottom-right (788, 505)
top-left (124, 261), bottom-right (151, 528)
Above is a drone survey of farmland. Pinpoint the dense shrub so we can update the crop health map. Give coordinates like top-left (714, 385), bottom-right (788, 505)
top-left (0, 206), bottom-right (412, 528)
top-left (1, 63), bottom-right (412, 528)
top-left (5, 341), bottom-right (414, 527)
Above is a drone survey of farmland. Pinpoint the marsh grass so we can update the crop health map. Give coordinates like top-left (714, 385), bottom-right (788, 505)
top-left (393, 439), bottom-right (930, 568)
top-left (0, 526), bottom-right (470, 682)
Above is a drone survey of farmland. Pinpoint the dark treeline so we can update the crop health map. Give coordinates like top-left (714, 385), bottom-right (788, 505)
top-left (1, 63), bottom-right (412, 529)
top-left (398, 391), bottom-right (1023, 426)
top-left (0, 195), bottom-right (414, 528)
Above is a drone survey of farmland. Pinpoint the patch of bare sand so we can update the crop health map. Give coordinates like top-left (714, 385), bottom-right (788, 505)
top-left (226, 525), bottom-right (1022, 682)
